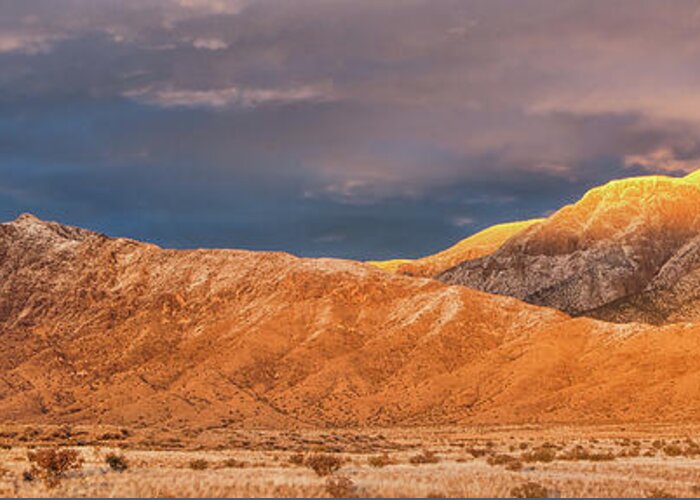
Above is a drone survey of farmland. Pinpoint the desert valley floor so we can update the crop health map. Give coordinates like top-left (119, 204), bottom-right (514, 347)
top-left (3, 424), bottom-right (700, 497)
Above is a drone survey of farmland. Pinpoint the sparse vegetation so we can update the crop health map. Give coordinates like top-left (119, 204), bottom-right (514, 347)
top-left (506, 460), bottom-right (523, 471)
top-left (221, 458), bottom-right (247, 468)
top-left (652, 439), bottom-right (666, 449)
top-left (27, 447), bottom-right (83, 488)
top-left (487, 453), bottom-right (523, 471)
top-left (646, 487), bottom-right (676, 498)
top-left (465, 447), bottom-right (488, 458)
top-left (4, 426), bottom-right (700, 497)
top-left (617, 446), bottom-right (640, 458)
top-left (368, 452), bottom-right (395, 468)
top-left (105, 452), bottom-right (129, 472)
top-left (663, 444), bottom-right (683, 457)
top-left (305, 453), bottom-right (343, 476)
top-left (511, 481), bottom-right (549, 498)
top-left (325, 474), bottom-right (359, 498)
top-left (409, 450), bottom-right (439, 464)
top-left (559, 445), bottom-right (615, 462)
top-left (521, 447), bottom-right (556, 463)
top-left (189, 459), bottom-right (209, 470)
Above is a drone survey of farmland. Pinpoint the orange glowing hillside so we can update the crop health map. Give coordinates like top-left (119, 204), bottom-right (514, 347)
top-left (512, 174), bottom-right (700, 254)
top-left (368, 219), bottom-right (543, 277)
top-left (366, 258), bottom-right (412, 273)
top-left (7, 213), bottom-right (700, 428)
top-left (440, 170), bottom-right (700, 322)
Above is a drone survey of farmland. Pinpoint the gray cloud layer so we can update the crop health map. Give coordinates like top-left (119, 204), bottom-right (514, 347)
top-left (1, 0), bottom-right (700, 258)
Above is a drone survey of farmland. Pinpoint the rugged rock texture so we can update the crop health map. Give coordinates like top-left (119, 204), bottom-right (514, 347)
top-left (368, 219), bottom-right (542, 277)
top-left (5, 213), bottom-right (700, 427)
top-left (439, 174), bottom-right (700, 323)
top-left (590, 233), bottom-right (700, 323)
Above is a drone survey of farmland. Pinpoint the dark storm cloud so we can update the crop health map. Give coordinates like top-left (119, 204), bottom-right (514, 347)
top-left (2, 0), bottom-right (700, 258)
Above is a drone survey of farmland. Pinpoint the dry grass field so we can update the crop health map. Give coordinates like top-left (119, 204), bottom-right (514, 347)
top-left (2, 424), bottom-right (700, 497)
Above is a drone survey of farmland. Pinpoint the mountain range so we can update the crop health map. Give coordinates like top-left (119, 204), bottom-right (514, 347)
top-left (4, 171), bottom-right (700, 428)
top-left (378, 171), bottom-right (700, 324)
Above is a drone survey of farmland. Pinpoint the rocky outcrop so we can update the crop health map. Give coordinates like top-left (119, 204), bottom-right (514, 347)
top-left (589, 234), bottom-right (700, 323)
top-left (439, 174), bottom-right (700, 323)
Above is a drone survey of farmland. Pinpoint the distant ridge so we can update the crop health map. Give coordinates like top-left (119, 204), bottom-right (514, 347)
top-left (440, 171), bottom-right (700, 323)
top-left (368, 218), bottom-right (543, 277)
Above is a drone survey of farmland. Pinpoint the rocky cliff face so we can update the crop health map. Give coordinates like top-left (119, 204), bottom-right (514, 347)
top-left (439, 174), bottom-right (700, 323)
top-left (4, 213), bottom-right (700, 427)
top-left (589, 233), bottom-right (700, 323)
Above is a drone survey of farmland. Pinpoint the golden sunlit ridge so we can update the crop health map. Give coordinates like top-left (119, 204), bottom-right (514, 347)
top-left (370, 169), bottom-right (700, 277)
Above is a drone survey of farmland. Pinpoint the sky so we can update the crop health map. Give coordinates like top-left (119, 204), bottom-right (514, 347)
top-left (2, 0), bottom-right (700, 259)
